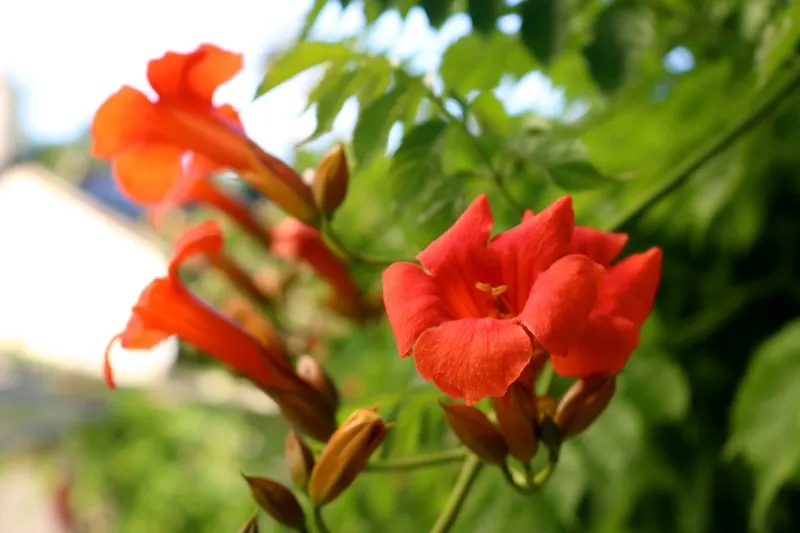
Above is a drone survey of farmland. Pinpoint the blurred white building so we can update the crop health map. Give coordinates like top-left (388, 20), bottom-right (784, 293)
top-left (0, 164), bottom-right (179, 384)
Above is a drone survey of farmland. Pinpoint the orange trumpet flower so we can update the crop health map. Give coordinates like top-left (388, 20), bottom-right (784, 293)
top-left (91, 43), bottom-right (318, 225)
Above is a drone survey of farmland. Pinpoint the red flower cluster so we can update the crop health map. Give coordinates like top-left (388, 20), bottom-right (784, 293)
top-left (382, 194), bottom-right (661, 404)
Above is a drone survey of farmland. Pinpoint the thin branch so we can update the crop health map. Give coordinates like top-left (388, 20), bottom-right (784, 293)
top-left (365, 449), bottom-right (468, 471)
top-left (429, 455), bottom-right (484, 533)
top-left (606, 61), bottom-right (800, 232)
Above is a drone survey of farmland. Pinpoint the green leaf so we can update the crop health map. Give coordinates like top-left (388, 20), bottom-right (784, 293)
top-left (470, 91), bottom-right (510, 137)
top-left (546, 159), bottom-right (612, 191)
top-left (420, 0), bottom-right (452, 28)
top-left (440, 34), bottom-right (535, 96)
top-left (584, 3), bottom-right (654, 94)
top-left (727, 318), bottom-right (800, 531)
top-left (303, 66), bottom-right (360, 143)
top-left (468, 0), bottom-right (499, 34)
top-left (620, 350), bottom-right (690, 424)
top-left (756, 1), bottom-right (800, 84)
top-left (519, 0), bottom-right (564, 67)
top-left (389, 119), bottom-right (449, 199)
top-left (255, 42), bottom-right (355, 97)
top-left (299, 0), bottom-right (328, 40)
top-left (352, 82), bottom-right (411, 165)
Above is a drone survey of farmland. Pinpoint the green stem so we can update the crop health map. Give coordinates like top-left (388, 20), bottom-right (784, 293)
top-left (312, 507), bottom-right (331, 533)
top-left (605, 61), bottom-right (800, 232)
top-left (322, 224), bottom-right (405, 267)
top-left (537, 364), bottom-right (555, 395)
top-left (365, 449), bottom-right (468, 471)
top-left (430, 455), bottom-right (484, 533)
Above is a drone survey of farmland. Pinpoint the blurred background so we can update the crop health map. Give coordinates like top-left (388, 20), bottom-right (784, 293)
top-left (1, 0), bottom-right (800, 532)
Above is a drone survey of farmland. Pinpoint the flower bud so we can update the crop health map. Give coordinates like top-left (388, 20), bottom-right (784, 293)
top-left (242, 475), bottom-right (305, 531)
top-left (296, 355), bottom-right (339, 411)
top-left (238, 513), bottom-right (260, 533)
top-left (490, 383), bottom-right (538, 463)
top-left (285, 429), bottom-right (315, 491)
top-left (271, 382), bottom-right (337, 442)
top-left (308, 408), bottom-right (389, 507)
top-left (536, 395), bottom-right (558, 422)
top-left (440, 402), bottom-right (507, 465)
top-left (312, 144), bottom-right (349, 217)
top-left (555, 375), bottom-right (616, 438)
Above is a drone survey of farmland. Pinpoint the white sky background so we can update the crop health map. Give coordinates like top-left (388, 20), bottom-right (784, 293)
top-left (0, 0), bottom-right (565, 159)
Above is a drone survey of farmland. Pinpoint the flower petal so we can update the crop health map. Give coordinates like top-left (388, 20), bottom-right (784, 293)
top-left (91, 86), bottom-right (157, 158)
top-left (119, 314), bottom-right (171, 349)
top-left (147, 44), bottom-right (242, 104)
top-left (491, 196), bottom-right (575, 312)
top-left (570, 226), bottom-right (628, 266)
top-left (413, 318), bottom-right (533, 404)
top-left (550, 314), bottom-right (639, 377)
top-left (112, 144), bottom-right (184, 203)
top-left (518, 254), bottom-right (604, 355)
top-left (382, 262), bottom-right (452, 357)
top-left (169, 220), bottom-right (225, 279)
top-left (416, 194), bottom-right (501, 318)
top-left (596, 247), bottom-right (662, 327)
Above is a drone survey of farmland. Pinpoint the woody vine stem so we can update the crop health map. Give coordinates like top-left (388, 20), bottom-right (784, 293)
top-left (425, 62), bottom-right (800, 533)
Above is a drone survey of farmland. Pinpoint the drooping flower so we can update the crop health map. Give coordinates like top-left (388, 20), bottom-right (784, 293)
top-left (520, 209), bottom-right (662, 377)
top-left (104, 220), bottom-right (336, 440)
top-left (91, 43), bottom-right (318, 225)
top-left (271, 219), bottom-right (378, 320)
top-left (148, 153), bottom-right (272, 250)
top-left (103, 220), bottom-right (292, 390)
top-left (382, 194), bottom-right (660, 404)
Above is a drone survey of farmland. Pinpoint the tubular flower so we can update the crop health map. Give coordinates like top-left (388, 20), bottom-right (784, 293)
top-left (91, 43), bottom-right (318, 225)
top-left (103, 220), bottom-right (293, 391)
top-left (149, 153), bottom-right (272, 250)
top-left (383, 194), bottom-right (604, 404)
top-left (520, 210), bottom-right (663, 377)
top-left (271, 219), bottom-right (377, 320)
top-left (105, 220), bottom-right (336, 440)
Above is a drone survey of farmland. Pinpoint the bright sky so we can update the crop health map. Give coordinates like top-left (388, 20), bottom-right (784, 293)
top-left (0, 0), bottom-right (564, 159)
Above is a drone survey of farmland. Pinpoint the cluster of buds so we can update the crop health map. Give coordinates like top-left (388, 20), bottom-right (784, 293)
top-left (441, 365), bottom-right (616, 490)
top-left (242, 409), bottom-right (389, 530)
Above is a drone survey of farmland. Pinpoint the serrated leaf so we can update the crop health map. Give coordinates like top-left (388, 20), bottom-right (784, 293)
top-left (584, 3), bottom-right (654, 94)
top-left (756, 1), bottom-right (800, 84)
top-left (352, 83), bottom-right (410, 165)
top-left (727, 318), bottom-right (800, 531)
top-left (470, 91), bottom-right (510, 136)
top-left (468, 0), bottom-right (499, 34)
top-left (420, 0), bottom-right (452, 27)
top-left (519, 0), bottom-right (564, 67)
top-left (255, 42), bottom-right (355, 97)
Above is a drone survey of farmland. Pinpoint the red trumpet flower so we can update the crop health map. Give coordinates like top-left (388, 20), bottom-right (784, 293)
top-left (382, 194), bottom-right (661, 404)
top-left (91, 43), bottom-right (318, 225)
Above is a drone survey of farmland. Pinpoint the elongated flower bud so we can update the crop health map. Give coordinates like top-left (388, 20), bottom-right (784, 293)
top-left (440, 402), bottom-right (507, 465)
top-left (238, 513), bottom-right (259, 533)
top-left (555, 375), bottom-right (616, 438)
top-left (242, 475), bottom-right (305, 531)
top-left (271, 385), bottom-right (337, 442)
top-left (490, 383), bottom-right (538, 463)
top-left (312, 144), bottom-right (349, 217)
top-left (285, 429), bottom-right (315, 491)
top-left (296, 355), bottom-right (339, 411)
top-left (308, 408), bottom-right (389, 507)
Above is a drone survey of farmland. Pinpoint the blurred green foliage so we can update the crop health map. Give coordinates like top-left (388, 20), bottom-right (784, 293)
top-left (64, 0), bottom-right (800, 531)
